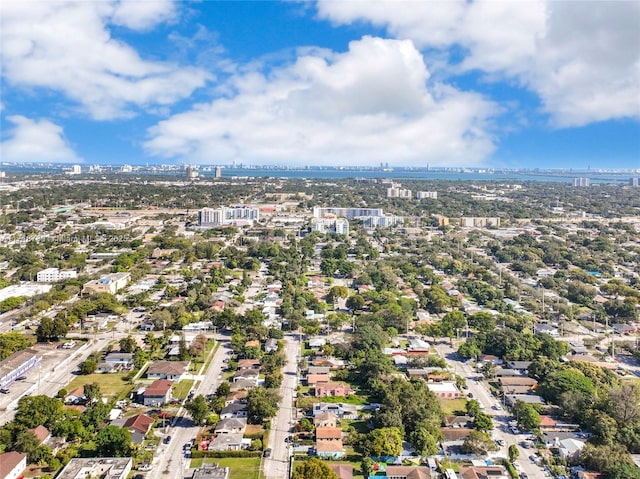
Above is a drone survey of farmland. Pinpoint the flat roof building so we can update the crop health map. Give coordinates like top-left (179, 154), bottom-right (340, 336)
top-left (55, 458), bottom-right (132, 479)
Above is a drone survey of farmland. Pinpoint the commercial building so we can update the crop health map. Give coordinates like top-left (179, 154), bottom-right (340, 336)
top-left (36, 268), bottom-right (78, 283)
top-left (55, 458), bottom-right (132, 479)
top-left (0, 283), bottom-right (52, 302)
top-left (630, 177), bottom-right (640, 187)
top-left (82, 272), bottom-right (130, 295)
top-left (0, 348), bottom-right (40, 389)
top-left (362, 215), bottom-right (404, 229)
top-left (459, 217), bottom-right (501, 228)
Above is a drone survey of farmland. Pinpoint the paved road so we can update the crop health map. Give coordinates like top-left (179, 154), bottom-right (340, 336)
top-left (263, 335), bottom-right (301, 479)
top-left (147, 336), bottom-right (230, 479)
top-left (434, 342), bottom-right (546, 479)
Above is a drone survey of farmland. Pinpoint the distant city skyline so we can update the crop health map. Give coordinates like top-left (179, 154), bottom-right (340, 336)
top-left (1, 1), bottom-right (639, 169)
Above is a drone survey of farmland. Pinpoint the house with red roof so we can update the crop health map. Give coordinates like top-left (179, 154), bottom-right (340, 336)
top-left (143, 379), bottom-right (173, 406)
top-left (0, 452), bottom-right (27, 479)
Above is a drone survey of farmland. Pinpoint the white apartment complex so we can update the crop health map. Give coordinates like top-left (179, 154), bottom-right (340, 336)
top-left (313, 207), bottom-right (383, 219)
top-left (198, 206), bottom-right (260, 227)
top-left (310, 217), bottom-right (349, 236)
top-left (416, 191), bottom-right (438, 199)
top-left (573, 177), bottom-right (590, 187)
top-left (387, 186), bottom-right (412, 199)
top-left (36, 268), bottom-right (78, 283)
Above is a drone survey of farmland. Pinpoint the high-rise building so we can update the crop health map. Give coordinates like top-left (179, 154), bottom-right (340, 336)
top-left (313, 207), bottom-right (384, 219)
top-left (310, 217), bottom-right (349, 236)
top-left (215, 166), bottom-right (223, 178)
top-left (573, 177), bottom-right (590, 187)
top-left (387, 186), bottom-right (412, 199)
top-left (198, 207), bottom-right (223, 226)
top-left (630, 177), bottom-right (640, 187)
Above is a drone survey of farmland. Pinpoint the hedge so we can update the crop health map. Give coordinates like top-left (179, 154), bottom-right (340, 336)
top-left (190, 450), bottom-right (262, 459)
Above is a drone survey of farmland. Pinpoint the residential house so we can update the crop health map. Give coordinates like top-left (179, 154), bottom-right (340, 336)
top-left (219, 403), bottom-right (248, 420)
top-left (55, 458), bottom-right (132, 479)
top-left (264, 338), bottom-right (278, 353)
top-left (443, 416), bottom-right (473, 428)
top-left (0, 452), bottom-right (27, 479)
top-left (440, 428), bottom-right (474, 441)
top-left (147, 361), bottom-right (188, 380)
top-left (507, 361), bottom-right (532, 371)
top-left (315, 382), bottom-right (354, 397)
top-left (315, 427), bottom-right (344, 459)
top-left (230, 379), bottom-right (258, 392)
top-left (143, 379), bottom-right (173, 406)
top-left (237, 359), bottom-right (261, 370)
top-left (225, 391), bottom-right (248, 405)
top-left (313, 402), bottom-right (358, 419)
top-left (214, 418), bottom-right (247, 435)
top-left (329, 464), bottom-right (353, 479)
top-left (407, 338), bottom-right (431, 355)
top-left (207, 434), bottom-right (245, 452)
top-left (385, 465), bottom-right (431, 479)
top-left (460, 466), bottom-right (509, 479)
top-left (307, 366), bottom-right (331, 375)
top-left (233, 369), bottom-right (260, 384)
top-left (307, 374), bottom-right (331, 387)
top-left (427, 382), bottom-right (461, 399)
top-left (308, 337), bottom-right (327, 349)
top-left (28, 425), bottom-right (51, 444)
top-left (191, 463), bottom-right (230, 479)
top-left (314, 412), bottom-right (338, 428)
top-left (497, 377), bottom-right (537, 394)
top-left (559, 438), bottom-right (586, 461)
top-left (105, 352), bottom-right (134, 366)
top-left (64, 386), bottom-right (85, 404)
top-left (505, 394), bottom-right (545, 407)
top-left (123, 414), bottom-right (154, 444)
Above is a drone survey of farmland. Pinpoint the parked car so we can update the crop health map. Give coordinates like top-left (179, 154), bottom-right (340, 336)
top-left (163, 435), bottom-right (172, 444)
top-left (263, 448), bottom-right (272, 458)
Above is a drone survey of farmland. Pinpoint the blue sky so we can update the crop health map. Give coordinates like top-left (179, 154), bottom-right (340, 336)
top-left (1, 0), bottom-right (639, 169)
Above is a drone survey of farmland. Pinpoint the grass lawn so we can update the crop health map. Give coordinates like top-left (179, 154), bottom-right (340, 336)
top-left (193, 458), bottom-right (260, 479)
top-left (439, 397), bottom-right (468, 416)
top-left (172, 379), bottom-right (195, 400)
top-left (321, 395), bottom-right (369, 406)
top-left (341, 419), bottom-right (369, 434)
top-left (293, 459), bottom-right (366, 479)
top-left (66, 373), bottom-right (132, 399)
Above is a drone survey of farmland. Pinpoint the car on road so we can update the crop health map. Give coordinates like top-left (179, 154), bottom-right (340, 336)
top-left (467, 392), bottom-right (473, 398)
top-left (492, 404), bottom-right (500, 410)
top-left (529, 454), bottom-right (538, 463)
top-left (163, 435), bottom-right (172, 444)
top-left (263, 448), bottom-right (272, 458)
top-left (495, 439), bottom-right (505, 446)
top-left (0, 388), bottom-right (9, 394)
top-left (519, 473), bottom-right (529, 479)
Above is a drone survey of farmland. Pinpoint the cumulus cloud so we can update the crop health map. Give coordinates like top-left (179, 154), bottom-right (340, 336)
top-left (316, 0), bottom-right (640, 127)
top-left (1, 116), bottom-right (83, 163)
top-left (144, 36), bottom-right (497, 166)
top-left (0, 0), bottom-right (210, 119)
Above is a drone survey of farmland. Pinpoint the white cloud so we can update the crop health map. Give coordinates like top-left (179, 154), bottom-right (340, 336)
top-left (111, 0), bottom-right (176, 30)
top-left (316, 0), bottom-right (640, 127)
top-left (0, 0), bottom-right (210, 119)
top-left (144, 36), bottom-right (497, 166)
top-left (1, 116), bottom-right (83, 163)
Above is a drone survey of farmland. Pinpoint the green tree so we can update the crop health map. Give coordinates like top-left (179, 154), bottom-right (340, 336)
top-left (409, 422), bottom-right (442, 456)
top-left (79, 359), bottom-right (97, 375)
top-left (466, 400), bottom-right (481, 417)
top-left (461, 430), bottom-right (499, 455)
top-left (185, 395), bottom-right (210, 425)
top-left (473, 412), bottom-right (494, 432)
top-left (508, 444), bottom-right (519, 462)
top-left (359, 427), bottom-right (403, 457)
top-left (247, 387), bottom-right (281, 424)
top-left (292, 458), bottom-right (338, 479)
top-left (512, 401), bottom-right (541, 431)
top-left (14, 395), bottom-right (63, 429)
top-left (119, 335), bottom-right (136, 353)
top-left (96, 426), bottom-right (131, 457)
